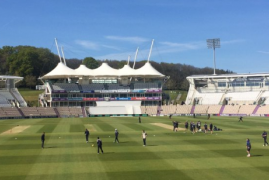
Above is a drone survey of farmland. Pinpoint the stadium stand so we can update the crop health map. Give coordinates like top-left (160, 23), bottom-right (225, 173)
top-left (81, 84), bottom-right (105, 91)
top-left (53, 83), bottom-right (80, 92)
top-left (140, 106), bottom-right (146, 114)
top-left (176, 105), bottom-right (192, 114)
top-left (238, 105), bottom-right (257, 115)
top-left (222, 105), bottom-right (240, 114)
top-left (194, 105), bottom-right (209, 114)
top-left (226, 91), bottom-right (259, 105)
top-left (144, 106), bottom-right (158, 115)
top-left (0, 96), bottom-right (12, 107)
top-left (57, 107), bottom-right (83, 117)
top-left (161, 105), bottom-right (176, 115)
top-left (10, 88), bottom-right (27, 107)
top-left (255, 105), bottom-right (269, 115)
top-left (0, 107), bottom-right (22, 119)
top-left (194, 92), bottom-right (223, 105)
top-left (207, 105), bottom-right (222, 114)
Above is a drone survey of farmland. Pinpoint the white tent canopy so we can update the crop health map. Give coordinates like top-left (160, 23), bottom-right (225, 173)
top-left (41, 62), bottom-right (165, 79)
top-left (92, 63), bottom-right (118, 77)
top-left (74, 64), bottom-right (93, 77)
top-left (41, 62), bottom-right (76, 79)
top-left (118, 64), bottom-right (137, 77)
top-left (135, 62), bottom-right (164, 77)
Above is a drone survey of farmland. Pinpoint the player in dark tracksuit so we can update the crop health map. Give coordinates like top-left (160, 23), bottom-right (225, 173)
top-left (192, 122), bottom-right (196, 133)
top-left (239, 116), bottom-right (243, 122)
top-left (210, 123), bottom-right (213, 134)
top-left (114, 129), bottom-right (119, 143)
top-left (246, 138), bottom-right (251, 157)
top-left (197, 121), bottom-right (201, 131)
top-left (262, 131), bottom-right (268, 146)
top-left (41, 132), bottom-right (45, 149)
top-left (172, 121), bottom-right (176, 131)
top-left (97, 137), bottom-right (104, 154)
top-left (204, 123), bottom-right (208, 133)
top-left (185, 121), bottom-right (188, 133)
top-left (175, 121), bottom-right (178, 132)
top-left (85, 129), bottom-right (89, 143)
top-left (190, 122), bottom-right (193, 132)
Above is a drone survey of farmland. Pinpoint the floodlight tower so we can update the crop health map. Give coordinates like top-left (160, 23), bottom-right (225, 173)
top-left (207, 38), bottom-right (220, 75)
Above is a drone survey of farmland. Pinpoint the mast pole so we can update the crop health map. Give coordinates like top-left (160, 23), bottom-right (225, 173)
top-left (147, 39), bottom-right (154, 62)
top-left (133, 47), bottom-right (139, 69)
top-left (55, 38), bottom-right (62, 63)
top-left (127, 55), bottom-right (130, 65)
top-left (61, 46), bottom-right (67, 66)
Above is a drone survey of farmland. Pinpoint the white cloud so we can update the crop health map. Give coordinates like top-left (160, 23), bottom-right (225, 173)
top-left (159, 41), bottom-right (203, 50)
top-left (101, 44), bottom-right (121, 51)
top-left (258, 51), bottom-right (269, 54)
top-left (105, 36), bottom-right (148, 44)
top-left (95, 40), bottom-right (205, 60)
top-left (75, 40), bottom-right (99, 50)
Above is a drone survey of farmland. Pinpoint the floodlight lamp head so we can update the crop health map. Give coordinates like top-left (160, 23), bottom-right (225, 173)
top-left (206, 38), bottom-right (220, 49)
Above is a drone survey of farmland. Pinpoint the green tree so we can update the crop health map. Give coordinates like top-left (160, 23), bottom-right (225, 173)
top-left (25, 75), bottom-right (37, 89)
top-left (82, 57), bottom-right (99, 69)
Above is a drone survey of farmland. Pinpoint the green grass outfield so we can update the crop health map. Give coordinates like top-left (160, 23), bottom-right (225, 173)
top-left (0, 116), bottom-right (269, 180)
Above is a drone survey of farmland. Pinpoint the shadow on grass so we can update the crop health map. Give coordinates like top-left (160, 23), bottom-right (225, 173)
top-left (252, 155), bottom-right (263, 157)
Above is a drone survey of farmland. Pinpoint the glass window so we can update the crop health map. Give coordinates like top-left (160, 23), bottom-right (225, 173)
top-left (246, 81), bottom-right (262, 86)
top-left (231, 81), bottom-right (244, 87)
top-left (218, 82), bottom-right (226, 87)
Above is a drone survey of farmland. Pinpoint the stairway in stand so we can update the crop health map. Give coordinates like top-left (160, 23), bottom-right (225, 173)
top-left (16, 107), bottom-right (25, 118)
top-left (252, 105), bottom-right (260, 114)
top-left (190, 106), bottom-right (195, 114)
top-left (81, 107), bottom-right (87, 117)
top-left (54, 108), bottom-right (60, 118)
top-left (219, 105), bottom-right (225, 114)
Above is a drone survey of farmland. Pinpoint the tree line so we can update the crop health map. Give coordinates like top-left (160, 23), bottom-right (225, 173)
top-left (0, 45), bottom-right (233, 90)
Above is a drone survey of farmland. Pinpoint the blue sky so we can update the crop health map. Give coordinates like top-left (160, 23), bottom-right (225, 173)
top-left (0, 0), bottom-right (269, 73)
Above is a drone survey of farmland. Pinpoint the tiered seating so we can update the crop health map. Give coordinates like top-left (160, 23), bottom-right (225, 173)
top-left (148, 83), bottom-right (158, 89)
top-left (20, 107), bottom-right (57, 117)
top-left (0, 96), bottom-right (12, 107)
top-left (107, 84), bottom-right (130, 91)
top-left (140, 106), bottom-right (146, 114)
top-left (0, 107), bottom-right (22, 118)
top-left (194, 92), bottom-right (223, 105)
top-left (226, 92), bottom-right (259, 105)
top-left (57, 107), bottom-right (83, 117)
top-left (256, 105), bottom-right (269, 115)
top-left (222, 105), bottom-right (240, 114)
top-left (20, 107), bottom-right (40, 117)
top-left (238, 105), bottom-right (256, 115)
top-left (194, 105), bottom-right (209, 114)
top-left (144, 106), bottom-right (157, 115)
top-left (0, 90), bottom-right (14, 99)
top-left (53, 83), bottom-right (80, 92)
top-left (207, 105), bottom-right (222, 114)
top-left (36, 107), bottom-right (57, 116)
top-left (10, 88), bottom-right (27, 107)
top-left (134, 83), bottom-right (148, 90)
top-left (81, 84), bottom-right (105, 91)
top-left (176, 105), bottom-right (192, 114)
top-left (161, 105), bottom-right (176, 115)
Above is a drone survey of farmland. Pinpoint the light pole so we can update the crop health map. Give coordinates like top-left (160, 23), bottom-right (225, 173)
top-left (207, 38), bottom-right (220, 75)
